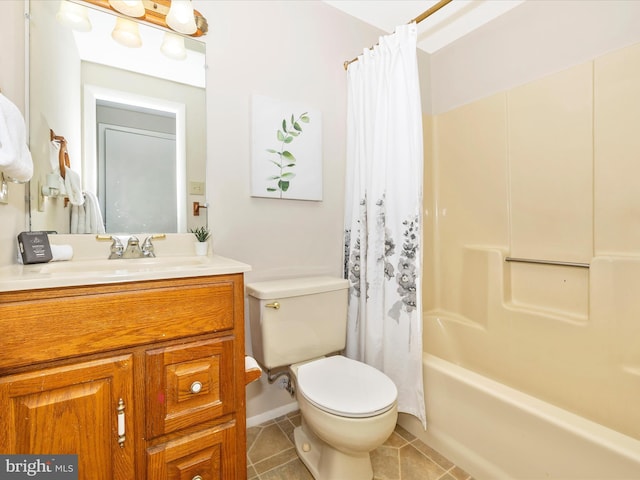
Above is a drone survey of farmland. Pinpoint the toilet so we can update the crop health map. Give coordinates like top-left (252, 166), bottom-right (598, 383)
top-left (247, 276), bottom-right (398, 480)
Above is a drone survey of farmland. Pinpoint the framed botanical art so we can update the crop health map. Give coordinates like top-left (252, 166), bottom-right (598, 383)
top-left (251, 94), bottom-right (322, 201)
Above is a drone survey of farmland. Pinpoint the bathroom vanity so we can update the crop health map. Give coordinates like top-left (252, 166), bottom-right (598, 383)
top-left (0, 255), bottom-right (250, 479)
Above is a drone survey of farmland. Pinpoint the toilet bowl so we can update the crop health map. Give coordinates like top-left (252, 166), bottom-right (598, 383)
top-left (291, 355), bottom-right (398, 479)
top-left (246, 276), bottom-right (399, 480)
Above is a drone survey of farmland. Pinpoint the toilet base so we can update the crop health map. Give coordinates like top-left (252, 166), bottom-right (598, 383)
top-left (294, 418), bottom-right (373, 480)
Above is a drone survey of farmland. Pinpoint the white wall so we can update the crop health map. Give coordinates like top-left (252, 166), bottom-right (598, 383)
top-left (196, 0), bottom-right (384, 419)
top-left (200, 0), bottom-right (380, 281)
top-left (430, 0), bottom-right (640, 114)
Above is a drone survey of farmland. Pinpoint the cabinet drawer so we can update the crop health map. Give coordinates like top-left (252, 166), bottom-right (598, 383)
top-left (147, 422), bottom-right (236, 480)
top-left (0, 276), bottom-right (236, 371)
top-left (146, 337), bottom-right (235, 438)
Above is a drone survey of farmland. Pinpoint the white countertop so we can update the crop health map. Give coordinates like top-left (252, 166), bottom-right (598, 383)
top-left (0, 254), bottom-right (251, 292)
top-left (1, 234), bottom-right (251, 292)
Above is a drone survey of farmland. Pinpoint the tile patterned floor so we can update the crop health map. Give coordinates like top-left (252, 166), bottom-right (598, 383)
top-left (247, 411), bottom-right (475, 480)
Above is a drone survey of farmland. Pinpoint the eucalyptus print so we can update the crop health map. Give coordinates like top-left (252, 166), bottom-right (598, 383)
top-left (266, 112), bottom-right (310, 197)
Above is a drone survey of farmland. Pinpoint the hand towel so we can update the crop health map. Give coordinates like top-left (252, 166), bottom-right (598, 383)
top-left (76, 204), bottom-right (86, 234)
top-left (83, 191), bottom-right (106, 234)
top-left (49, 138), bottom-right (61, 171)
top-left (0, 93), bottom-right (33, 182)
top-left (64, 166), bottom-right (84, 206)
top-left (71, 205), bottom-right (80, 234)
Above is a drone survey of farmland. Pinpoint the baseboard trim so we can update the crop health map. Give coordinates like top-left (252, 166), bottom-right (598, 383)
top-left (246, 401), bottom-right (300, 428)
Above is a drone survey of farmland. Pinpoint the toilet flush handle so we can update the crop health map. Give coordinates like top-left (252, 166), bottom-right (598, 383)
top-left (266, 302), bottom-right (280, 310)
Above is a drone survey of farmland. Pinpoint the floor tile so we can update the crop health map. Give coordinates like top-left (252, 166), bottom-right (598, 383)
top-left (449, 465), bottom-right (474, 480)
top-left (248, 412), bottom-right (471, 480)
top-left (248, 423), bottom-right (294, 464)
top-left (371, 445), bottom-right (400, 480)
top-left (412, 440), bottom-right (454, 470)
top-left (253, 447), bottom-right (298, 476)
top-left (399, 443), bottom-right (446, 480)
top-left (259, 458), bottom-right (315, 480)
top-left (384, 430), bottom-right (411, 448)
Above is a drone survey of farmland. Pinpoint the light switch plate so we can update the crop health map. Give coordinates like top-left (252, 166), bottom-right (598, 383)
top-left (189, 181), bottom-right (205, 195)
top-left (0, 178), bottom-right (8, 204)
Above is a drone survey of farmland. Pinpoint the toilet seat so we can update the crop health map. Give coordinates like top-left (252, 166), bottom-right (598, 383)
top-left (296, 356), bottom-right (398, 418)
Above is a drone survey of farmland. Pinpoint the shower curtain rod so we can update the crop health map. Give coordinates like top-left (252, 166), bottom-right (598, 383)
top-left (343, 0), bottom-right (453, 70)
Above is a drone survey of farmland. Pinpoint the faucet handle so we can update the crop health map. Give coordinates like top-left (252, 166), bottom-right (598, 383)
top-left (142, 233), bottom-right (166, 258)
top-left (96, 235), bottom-right (124, 259)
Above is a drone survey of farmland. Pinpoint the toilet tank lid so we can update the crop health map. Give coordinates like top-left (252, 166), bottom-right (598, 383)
top-left (246, 276), bottom-right (348, 299)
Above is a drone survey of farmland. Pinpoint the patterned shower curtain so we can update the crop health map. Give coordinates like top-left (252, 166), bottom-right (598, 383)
top-left (343, 23), bottom-right (426, 427)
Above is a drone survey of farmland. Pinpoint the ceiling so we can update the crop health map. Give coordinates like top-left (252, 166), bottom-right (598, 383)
top-left (323, 0), bottom-right (525, 54)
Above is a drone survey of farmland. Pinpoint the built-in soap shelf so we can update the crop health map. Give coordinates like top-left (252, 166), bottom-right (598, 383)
top-left (439, 246), bottom-right (590, 328)
top-left (503, 251), bottom-right (590, 324)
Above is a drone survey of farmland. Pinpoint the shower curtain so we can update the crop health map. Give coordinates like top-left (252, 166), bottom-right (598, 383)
top-left (343, 23), bottom-right (426, 427)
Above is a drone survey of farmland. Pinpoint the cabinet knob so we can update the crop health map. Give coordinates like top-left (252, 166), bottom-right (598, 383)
top-left (192, 476), bottom-right (203, 480)
top-left (190, 381), bottom-right (203, 394)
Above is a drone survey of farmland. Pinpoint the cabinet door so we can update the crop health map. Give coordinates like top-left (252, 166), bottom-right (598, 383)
top-left (146, 337), bottom-right (235, 438)
top-left (147, 422), bottom-right (236, 480)
top-left (0, 355), bottom-right (135, 480)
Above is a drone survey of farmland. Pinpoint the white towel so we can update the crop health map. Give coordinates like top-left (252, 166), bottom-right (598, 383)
top-left (0, 93), bottom-right (33, 182)
top-left (71, 205), bottom-right (80, 234)
top-left (49, 138), bottom-right (61, 171)
top-left (64, 166), bottom-right (84, 206)
top-left (51, 244), bottom-right (73, 262)
top-left (83, 191), bottom-right (105, 234)
top-left (77, 204), bottom-right (86, 234)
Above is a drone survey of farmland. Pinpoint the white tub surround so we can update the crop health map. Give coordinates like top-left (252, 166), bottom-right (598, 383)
top-left (398, 354), bottom-right (640, 479)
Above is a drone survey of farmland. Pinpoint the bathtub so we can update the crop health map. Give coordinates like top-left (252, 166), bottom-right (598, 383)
top-left (397, 354), bottom-right (640, 479)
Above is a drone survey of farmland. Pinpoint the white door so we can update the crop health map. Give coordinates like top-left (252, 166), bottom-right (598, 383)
top-left (99, 124), bottom-right (177, 233)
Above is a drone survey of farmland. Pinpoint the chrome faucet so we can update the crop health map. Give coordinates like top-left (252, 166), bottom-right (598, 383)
top-left (104, 236), bottom-right (124, 260)
top-left (141, 234), bottom-right (166, 258)
top-left (122, 236), bottom-right (142, 259)
top-left (97, 234), bottom-right (166, 259)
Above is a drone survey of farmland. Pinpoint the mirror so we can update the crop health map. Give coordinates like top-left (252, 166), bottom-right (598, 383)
top-left (28, 0), bottom-right (206, 234)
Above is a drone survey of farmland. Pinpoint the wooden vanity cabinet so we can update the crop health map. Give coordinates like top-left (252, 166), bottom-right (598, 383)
top-left (0, 273), bottom-right (247, 480)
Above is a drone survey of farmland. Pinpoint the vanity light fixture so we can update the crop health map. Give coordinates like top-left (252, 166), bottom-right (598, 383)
top-left (108, 0), bottom-right (145, 18)
top-left (56, 0), bottom-right (92, 32)
top-left (160, 31), bottom-right (187, 60)
top-left (165, 0), bottom-right (197, 35)
top-left (80, 0), bottom-right (208, 37)
top-left (111, 16), bottom-right (143, 48)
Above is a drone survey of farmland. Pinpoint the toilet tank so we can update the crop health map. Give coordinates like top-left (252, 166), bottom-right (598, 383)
top-left (246, 276), bottom-right (349, 370)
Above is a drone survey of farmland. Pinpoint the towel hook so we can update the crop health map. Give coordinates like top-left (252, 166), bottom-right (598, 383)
top-left (50, 129), bottom-right (70, 180)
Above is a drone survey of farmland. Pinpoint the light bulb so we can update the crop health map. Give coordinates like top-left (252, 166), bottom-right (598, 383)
top-left (161, 32), bottom-right (187, 61)
top-left (166, 0), bottom-right (197, 35)
top-left (109, 0), bottom-right (145, 18)
top-left (56, 1), bottom-right (92, 32)
top-left (111, 16), bottom-right (142, 48)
